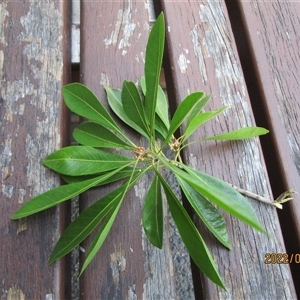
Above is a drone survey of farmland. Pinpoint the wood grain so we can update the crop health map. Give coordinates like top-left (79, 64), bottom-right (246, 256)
top-left (228, 0), bottom-right (300, 266)
top-left (158, 0), bottom-right (297, 298)
top-left (0, 1), bottom-right (71, 298)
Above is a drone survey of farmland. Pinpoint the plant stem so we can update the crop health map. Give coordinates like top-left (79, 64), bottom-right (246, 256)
top-left (229, 186), bottom-right (296, 209)
top-left (229, 185), bottom-right (282, 209)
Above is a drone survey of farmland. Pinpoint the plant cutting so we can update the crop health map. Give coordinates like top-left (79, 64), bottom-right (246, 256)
top-left (12, 12), bottom-right (295, 289)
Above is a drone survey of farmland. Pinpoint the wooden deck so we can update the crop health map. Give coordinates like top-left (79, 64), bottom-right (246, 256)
top-left (1, 1), bottom-right (72, 299)
top-left (1, 1), bottom-right (299, 299)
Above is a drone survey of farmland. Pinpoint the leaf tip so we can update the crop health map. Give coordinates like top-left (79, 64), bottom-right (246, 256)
top-left (11, 213), bottom-right (19, 220)
top-left (11, 208), bottom-right (26, 220)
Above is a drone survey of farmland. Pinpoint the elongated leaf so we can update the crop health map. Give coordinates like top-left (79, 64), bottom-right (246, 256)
top-left (62, 167), bottom-right (139, 185)
top-left (144, 13), bottom-right (165, 135)
top-left (142, 174), bottom-right (163, 248)
top-left (11, 168), bottom-right (127, 219)
top-left (73, 121), bottom-right (134, 149)
top-left (177, 177), bottom-right (231, 249)
top-left (186, 94), bottom-right (211, 126)
top-left (122, 81), bottom-right (149, 136)
top-left (107, 85), bottom-right (166, 140)
top-left (140, 76), bottom-right (170, 129)
top-left (158, 158), bottom-right (264, 233)
top-left (80, 196), bottom-right (123, 275)
top-left (49, 183), bottom-right (125, 264)
top-left (62, 173), bottom-right (100, 184)
top-left (158, 174), bottom-right (226, 289)
top-left (79, 169), bottom-right (143, 274)
top-left (154, 114), bottom-right (168, 139)
top-left (43, 146), bottom-right (134, 176)
top-left (49, 170), bottom-right (144, 265)
top-left (62, 83), bottom-right (121, 133)
top-left (183, 107), bottom-right (229, 142)
top-left (105, 86), bottom-right (148, 137)
top-left (165, 92), bottom-right (205, 143)
top-left (203, 127), bottom-right (269, 141)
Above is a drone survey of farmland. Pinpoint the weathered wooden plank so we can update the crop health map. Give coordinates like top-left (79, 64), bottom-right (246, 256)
top-left (226, 3), bottom-right (300, 293)
top-left (158, 0), bottom-right (297, 298)
top-left (80, 1), bottom-right (194, 299)
top-left (0, 1), bottom-right (71, 299)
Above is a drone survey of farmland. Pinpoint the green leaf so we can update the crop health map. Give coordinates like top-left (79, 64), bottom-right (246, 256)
top-left (144, 12), bottom-right (165, 136)
top-left (165, 92), bottom-right (205, 143)
top-left (185, 167), bottom-right (263, 233)
top-left (105, 86), bottom-right (148, 138)
top-left (73, 121), bottom-right (134, 149)
top-left (177, 177), bottom-right (231, 249)
top-left (107, 83), bottom-right (167, 140)
top-left (62, 83), bottom-right (121, 133)
top-left (49, 170), bottom-right (145, 266)
top-left (96, 167), bottom-right (142, 186)
top-left (11, 168), bottom-right (127, 219)
top-left (158, 174), bottom-right (226, 289)
top-left (122, 80), bottom-right (149, 136)
top-left (80, 196), bottom-right (123, 275)
top-left (43, 146), bottom-right (134, 176)
top-left (142, 174), bottom-right (163, 248)
top-left (49, 183), bottom-right (125, 265)
top-left (62, 173), bottom-right (100, 184)
top-left (80, 168), bottom-right (143, 274)
top-left (186, 94), bottom-right (211, 126)
top-left (158, 158), bottom-right (264, 233)
top-left (140, 76), bottom-right (170, 130)
top-left (154, 116), bottom-right (168, 139)
top-left (183, 107), bottom-right (229, 142)
top-left (203, 127), bottom-right (269, 141)
top-left (62, 167), bottom-right (139, 185)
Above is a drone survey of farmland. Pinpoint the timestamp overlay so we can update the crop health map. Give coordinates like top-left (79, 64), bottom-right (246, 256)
top-left (264, 253), bottom-right (300, 264)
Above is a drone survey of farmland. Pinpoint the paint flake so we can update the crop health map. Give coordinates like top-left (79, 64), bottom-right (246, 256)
top-left (178, 53), bottom-right (190, 74)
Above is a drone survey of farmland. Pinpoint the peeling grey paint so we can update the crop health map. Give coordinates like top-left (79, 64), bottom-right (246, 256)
top-left (2, 135), bottom-right (12, 170)
top-left (237, 139), bottom-right (270, 197)
top-left (110, 245), bottom-right (127, 289)
top-left (178, 53), bottom-right (190, 74)
top-left (104, 9), bottom-right (123, 47)
top-left (118, 5), bottom-right (136, 52)
top-left (127, 284), bottom-right (137, 300)
top-left (19, 4), bottom-right (63, 81)
top-left (199, 3), bottom-right (244, 109)
top-left (0, 50), bottom-right (4, 80)
top-left (0, 1), bottom-right (69, 298)
top-left (6, 285), bottom-right (25, 300)
top-left (134, 51), bottom-right (145, 64)
top-left (45, 293), bottom-right (55, 300)
top-left (17, 218), bottom-right (27, 234)
top-left (0, 3), bottom-right (9, 45)
top-left (196, 3), bottom-right (267, 186)
top-left (18, 3), bottom-right (63, 196)
top-left (2, 184), bottom-right (14, 198)
top-left (100, 72), bottom-right (110, 87)
top-left (18, 188), bottom-right (26, 204)
top-left (1, 2), bottom-right (64, 207)
top-left (104, 0), bottom-right (137, 56)
top-left (190, 26), bottom-right (208, 82)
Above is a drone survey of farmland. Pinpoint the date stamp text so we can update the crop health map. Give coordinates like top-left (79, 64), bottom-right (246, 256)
top-left (264, 253), bottom-right (300, 264)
